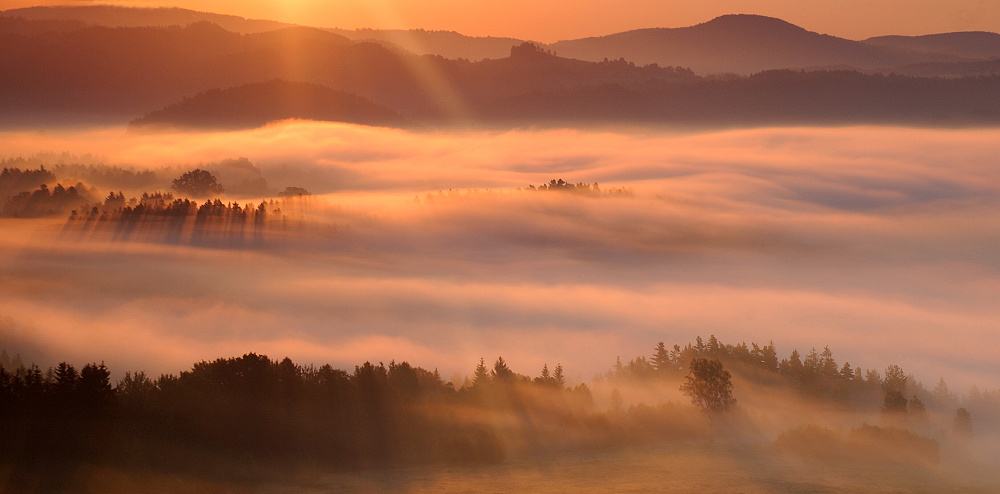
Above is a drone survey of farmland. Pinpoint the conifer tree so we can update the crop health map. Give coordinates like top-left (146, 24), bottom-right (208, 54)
top-left (652, 342), bottom-right (670, 373)
top-left (472, 358), bottom-right (490, 388)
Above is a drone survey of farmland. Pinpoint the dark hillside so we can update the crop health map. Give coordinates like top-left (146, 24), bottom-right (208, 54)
top-left (129, 80), bottom-right (406, 129)
top-left (1, 5), bottom-right (291, 33)
top-left (864, 32), bottom-right (1000, 60)
top-left (550, 14), bottom-right (962, 75)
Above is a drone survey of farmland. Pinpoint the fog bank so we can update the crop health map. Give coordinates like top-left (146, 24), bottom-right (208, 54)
top-left (2, 123), bottom-right (999, 392)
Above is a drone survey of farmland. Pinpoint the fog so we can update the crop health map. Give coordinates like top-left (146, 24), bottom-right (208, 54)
top-left (2, 122), bottom-right (1000, 394)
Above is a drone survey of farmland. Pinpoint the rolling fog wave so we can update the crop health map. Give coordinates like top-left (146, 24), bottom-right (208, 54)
top-left (1, 122), bottom-right (999, 391)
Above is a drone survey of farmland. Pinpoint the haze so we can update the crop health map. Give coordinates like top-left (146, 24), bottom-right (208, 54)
top-left (9, 0), bottom-right (1000, 42)
top-left (3, 123), bottom-right (999, 393)
top-left (4, 3), bottom-right (1000, 489)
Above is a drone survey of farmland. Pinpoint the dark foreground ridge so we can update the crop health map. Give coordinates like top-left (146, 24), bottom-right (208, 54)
top-left (1, 335), bottom-right (993, 491)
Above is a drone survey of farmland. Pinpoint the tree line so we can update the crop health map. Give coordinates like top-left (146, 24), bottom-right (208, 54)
top-left (1, 336), bottom-right (994, 487)
top-left (0, 344), bottom-right (738, 486)
top-left (70, 191), bottom-right (289, 226)
top-left (0, 352), bottom-right (600, 489)
top-left (1, 166), bottom-right (93, 218)
top-left (609, 334), bottom-right (990, 429)
top-left (1, 165), bottom-right (311, 222)
top-left (0, 164), bottom-right (315, 247)
top-left (525, 178), bottom-right (633, 196)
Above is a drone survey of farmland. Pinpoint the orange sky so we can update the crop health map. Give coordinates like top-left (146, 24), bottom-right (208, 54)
top-left (6, 0), bottom-right (1000, 42)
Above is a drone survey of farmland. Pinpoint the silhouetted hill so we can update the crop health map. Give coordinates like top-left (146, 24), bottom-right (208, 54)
top-left (3, 6), bottom-right (523, 61)
top-left (0, 15), bottom-right (88, 35)
top-left (864, 32), bottom-right (1000, 61)
top-left (0, 23), bottom-right (697, 126)
top-left (4, 19), bottom-right (1000, 129)
top-left (247, 25), bottom-right (352, 47)
top-left (331, 28), bottom-right (526, 61)
top-left (11, 6), bottom-right (1000, 77)
top-left (129, 80), bottom-right (405, 129)
top-left (549, 14), bottom-right (963, 75)
top-left (888, 58), bottom-right (1000, 78)
top-left (458, 43), bottom-right (698, 103)
top-left (0, 6), bottom-right (517, 63)
top-left (480, 70), bottom-right (1000, 127)
top-left (0, 21), bottom-right (441, 125)
top-left (13, 5), bottom-right (1000, 75)
top-left (0, 5), bottom-right (291, 33)
top-left (129, 43), bottom-right (699, 128)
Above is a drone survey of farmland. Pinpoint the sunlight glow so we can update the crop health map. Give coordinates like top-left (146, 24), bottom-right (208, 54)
top-left (6, 0), bottom-right (1000, 41)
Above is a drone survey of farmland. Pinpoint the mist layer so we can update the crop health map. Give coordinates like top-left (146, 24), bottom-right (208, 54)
top-left (1, 123), bottom-right (998, 391)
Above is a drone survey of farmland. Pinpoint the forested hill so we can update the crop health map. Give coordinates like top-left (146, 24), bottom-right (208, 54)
top-left (863, 32), bottom-right (1000, 61)
top-left (0, 5), bottom-right (293, 34)
top-left (548, 14), bottom-right (956, 75)
top-left (0, 21), bottom-right (694, 127)
top-left (128, 80), bottom-right (407, 130)
top-left (4, 17), bottom-right (1000, 128)
top-left (478, 68), bottom-right (1000, 127)
top-left (10, 6), bottom-right (1000, 71)
top-left (1, 333), bottom-right (995, 489)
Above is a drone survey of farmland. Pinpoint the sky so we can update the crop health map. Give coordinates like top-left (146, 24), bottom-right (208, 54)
top-left (5, 0), bottom-right (1000, 42)
top-left (2, 123), bottom-right (999, 395)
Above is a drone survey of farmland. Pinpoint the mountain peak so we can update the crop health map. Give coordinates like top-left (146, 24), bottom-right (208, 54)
top-left (699, 14), bottom-right (806, 33)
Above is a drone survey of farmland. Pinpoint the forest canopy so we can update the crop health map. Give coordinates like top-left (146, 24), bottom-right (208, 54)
top-left (1, 333), bottom-right (994, 491)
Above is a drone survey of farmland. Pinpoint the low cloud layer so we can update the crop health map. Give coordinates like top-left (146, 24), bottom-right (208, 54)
top-left (2, 123), bottom-right (999, 392)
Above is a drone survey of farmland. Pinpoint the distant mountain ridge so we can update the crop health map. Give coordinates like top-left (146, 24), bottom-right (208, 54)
top-left (888, 58), bottom-right (1000, 78)
top-left (549, 14), bottom-right (968, 75)
top-left (1, 5), bottom-right (292, 33)
top-left (4, 8), bottom-right (1000, 129)
top-left (478, 70), bottom-right (1000, 127)
top-left (329, 28), bottom-right (526, 61)
top-left (0, 22), bottom-right (698, 126)
top-left (0, 21), bottom-right (435, 124)
top-left (864, 32), bottom-right (1000, 61)
top-left (2, 5), bottom-right (524, 61)
top-left (6, 6), bottom-right (1000, 74)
